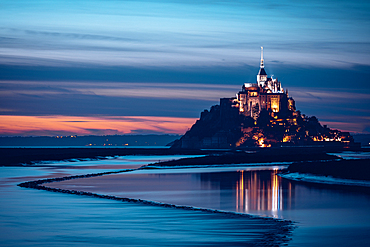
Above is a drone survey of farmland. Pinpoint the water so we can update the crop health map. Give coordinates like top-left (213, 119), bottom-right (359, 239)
top-left (0, 155), bottom-right (288, 247)
top-left (1, 187), bottom-right (277, 247)
top-left (48, 163), bottom-right (370, 246)
top-left (2, 152), bottom-right (370, 246)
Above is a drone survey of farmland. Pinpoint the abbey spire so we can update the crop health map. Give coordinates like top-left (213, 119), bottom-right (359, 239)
top-left (257, 46), bottom-right (267, 86)
top-left (260, 46), bottom-right (264, 68)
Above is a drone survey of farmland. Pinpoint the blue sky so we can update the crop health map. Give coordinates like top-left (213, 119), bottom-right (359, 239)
top-left (0, 0), bottom-right (370, 135)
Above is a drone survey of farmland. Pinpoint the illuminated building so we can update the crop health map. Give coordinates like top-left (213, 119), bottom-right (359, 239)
top-left (172, 48), bottom-right (356, 149)
top-left (235, 47), bottom-right (295, 119)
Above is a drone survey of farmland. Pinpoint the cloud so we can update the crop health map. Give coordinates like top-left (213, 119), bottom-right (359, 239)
top-left (289, 87), bottom-right (370, 103)
top-left (1, 43), bottom-right (369, 68)
top-left (285, 87), bottom-right (370, 133)
top-left (0, 80), bottom-right (238, 118)
top-left (0, 1), bottom-right (369, 68)
top-left (0, 115), bottom-right (197, 136)
top-left (72, 82), bottom-right (239, 101)
top-left (1, 76), bottom-right (369, 133)
top-left (320, 119), bottom-right (370, 134)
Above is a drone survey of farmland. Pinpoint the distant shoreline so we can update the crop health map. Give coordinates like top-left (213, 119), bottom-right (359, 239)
top-left (2, 146), bottom-right (361, 167)
top-left (146, 149), bottom-right (340, 167)
top-left (3, 147), bottom-right (370, 185)
top-left (0, 147), bottom-right (210, 166)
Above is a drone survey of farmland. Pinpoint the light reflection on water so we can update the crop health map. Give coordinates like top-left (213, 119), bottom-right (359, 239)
top-left (2, 155), bottom-right (281, 247)
top-left (182, 167), bottom-right (293, 218)
top-left (50, 164), bottom-right (370, 246)
top-left (3, 153), bottom-right (370, 246)
top-left (197, 167), bottom-right (370, 246)
top-left (235, 169), bottom-right (287, 218)
top-left (50, 165), bottom-right (370, 222)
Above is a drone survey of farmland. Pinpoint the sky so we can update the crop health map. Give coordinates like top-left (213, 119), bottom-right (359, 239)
top-left (0, 0), bottom-right (370, 136)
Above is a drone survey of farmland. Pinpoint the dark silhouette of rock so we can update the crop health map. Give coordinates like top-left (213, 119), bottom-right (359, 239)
top-left (172, 49), bottom-right (357, 149)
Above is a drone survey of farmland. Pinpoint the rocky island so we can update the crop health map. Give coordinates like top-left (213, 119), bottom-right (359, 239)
top-left (172, 47), bottom-right (356, 149)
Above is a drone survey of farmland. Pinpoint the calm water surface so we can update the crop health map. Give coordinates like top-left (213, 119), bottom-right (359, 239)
top-left (2, 152), bottom-right (370, 246)
top-left (49, 161), bottom-right (370, 247)
top-left (0, 155), bottom-right (284, 247)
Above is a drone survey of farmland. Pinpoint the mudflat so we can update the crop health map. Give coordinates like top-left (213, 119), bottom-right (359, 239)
top-left (0, 148), bottom-right (208, 166)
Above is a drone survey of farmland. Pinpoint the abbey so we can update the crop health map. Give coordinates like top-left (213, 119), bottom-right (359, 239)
top-left (171, 48), bottom-right (354, 149)
top-left (229, 47), bottom-right (295, 120)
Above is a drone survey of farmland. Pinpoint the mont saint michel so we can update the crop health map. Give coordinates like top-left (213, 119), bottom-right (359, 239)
top-left (172, 48), bottom-right (355, 149)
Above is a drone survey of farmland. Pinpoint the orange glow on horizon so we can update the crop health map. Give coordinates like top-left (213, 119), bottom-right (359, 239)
top-left (320, 121), bottom-right (368, 134)
top-left (0, 115), bottom-right (197, 136)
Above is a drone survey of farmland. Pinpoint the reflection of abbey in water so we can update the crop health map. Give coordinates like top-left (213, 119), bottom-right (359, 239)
top-left (172, 47), bottom-right (355, 149)
top-left (200, 169), bottom-right (294, 217)
top-left (235, 170), bottom-right (293, 217)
